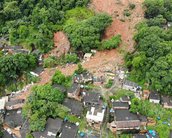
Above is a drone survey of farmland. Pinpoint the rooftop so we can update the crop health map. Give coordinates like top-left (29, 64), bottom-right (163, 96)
top-left (67, 83), bottom-right (80, 93)
top-left (113, 102), bottom-right (129, 109)
top-left (20, 120), bottom-right (30, 138)
top-left (149, 92), bottom-right (160, 100)
top-left (32, 118), bottom-right (63, 138)
top-left (63, 98), bottom-right (83, 116)
top-left (133, 134), bottom-right (146, 138)
top-left (123, 80), bottom-right (139, 87)
top-left (120, 96), bottom-right (130, 102)
top-left (115, 109), bottom-right (139, 121)
top-left (161, 96), bottom-right (172, 106)
top-left (60, 122), bottom-right (78, 138)
top-left (2, 130), bottom-right (13, 138)
top-left (4, 109), bottom-right (23, 128)
top-left (83, 91), bottom-right (101, 104)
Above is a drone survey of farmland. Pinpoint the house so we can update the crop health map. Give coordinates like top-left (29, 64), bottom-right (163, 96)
top-left (161, 96), bottom-right (172, 109)
top-left (110, 109), bottom-right (140, 132)
top-left (133, 134), bottom-right (147, 138)
top-left (83, 53), bottom-right (92, 61)
top-left (60, 122), bottom-right (78, 138)
top-left (112, 101), bottom-right (129, 110)
top-left (4, 109), bottom-right (23, 129)
top-left (6, 99), bottom-right (24, 110)
top-left (86, 105), bottom-right (106, 129)
top-left (82, 91), bottom-right (101, 106)
top-left (122, 80), bottom-right (141, 93)
top-left (32, 118), bottom-right (63, 138)
top-left (149, 92), bottom-right (160, 104)
top-left (67, 83), bottom-right (83, 101)
top-left (74, 72), bottom-right (93, 84)
top-left (63, 98), bottom-right (83, 116)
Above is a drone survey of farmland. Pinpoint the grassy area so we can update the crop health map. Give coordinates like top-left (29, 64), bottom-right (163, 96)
top-left (110, 89), bottom-right (134, 100)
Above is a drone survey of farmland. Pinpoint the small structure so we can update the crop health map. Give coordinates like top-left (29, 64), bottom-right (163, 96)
top-left (63, 98), bottom-right (83, 117)
top-left (60, 122), bottom-right (78, 138)
top-left (133, 134), bottom-right (147, 138)
top-left (142, 90), bottom-right (150, 100)
top-left (112, 101), bottom-right (129, 110)
top-left (161, 96), bottom-right (172, 109)
top-left (6, 99), bottom-right (25, 110)
top-left (86, 105), bottom-right (106, 129)
top-left (110, 109), bottom-right (140, 132)
top-left (149, 92), bottom-right (160, 104)
top-left (0, 96), bottom-right (8, 114)
top-left (82, 92), bottom-right (101, 107)
top-left (83, 53), bottom-right (92, 61)
top-left (67, 83), bottom-right (83, 101)
top-left (32, 118), bottom-right (63, 138)
top-left (122, 80), bottom-right (141, 93)
top-left (4, 109), bottom-right (23, 129)
top-left (74, 72), bottom-right (93, 84)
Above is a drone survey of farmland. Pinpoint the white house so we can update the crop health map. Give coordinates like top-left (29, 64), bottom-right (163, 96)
top-left (122, 80), bottom-right (141, 93)
top-left (86, 106), bottom-right (105, 124)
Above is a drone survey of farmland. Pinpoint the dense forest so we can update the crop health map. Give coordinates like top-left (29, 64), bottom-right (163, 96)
top-left (0, 0), bottom-right (89, 52)
top-left (126, 0), bottom-right (172, 95)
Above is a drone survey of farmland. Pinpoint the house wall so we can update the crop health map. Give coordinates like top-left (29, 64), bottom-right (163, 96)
top-left (123, 85), bottom-right (137, 92)
top-left (149, 99), bottom-right (160, 104)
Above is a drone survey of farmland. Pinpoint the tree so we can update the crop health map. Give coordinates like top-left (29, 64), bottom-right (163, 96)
top-left (74, 63), bottom-right (87, 74)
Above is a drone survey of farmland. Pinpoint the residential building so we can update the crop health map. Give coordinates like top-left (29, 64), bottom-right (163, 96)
top-left (6, 99), bottom-right (24, 110)
top-left (86, 105), bottom-right (106, 124)
top-left (138, 115), bottom-right (147, 126)
top-left (149, 92), bottom-right (160, 104)
top-left (161, 96), bottom-right (172, 109)
top-left (4, 109), bottom-right (23, 129)
top-left (32, 118), bottom-right (63, 138)
top-left (82, 91), bottom-right (101, 107)
top-left (122, 80), bottom-right (141, 93)
top-left (20, 120), bottom-right (29, 138)
top-left (63, 98), bottom-right (83, 117)
top-left (60, 122), bottom-right (78, 138)
top-left (120, 96), bottom-right (130, 103)
top-left (52, 84), bottom-right (67, 93)
top-left (0, 97), bottom-right (8, 114)
top-left (67, 83), bottom-right (83, 101)
top-left (170, 130), bottom-right (172, 138)
top-left (110, 109), bottom-right (140, 132)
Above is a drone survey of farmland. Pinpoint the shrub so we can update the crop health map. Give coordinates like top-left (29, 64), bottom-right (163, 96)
top-left (64, 53), bottom-right (79, 63)
top-left (123, 9), bottom-right (131, 17)
top-left (43, 56), bottom-right (57, 68)
top-left (74, 63), bottom-right (87, 74)
top-left (105, 79), bottom-right (113, 88)
top-left (129, 3), bottom-right (136, 10)
top-left (100, 35), bottom-right (122, 50)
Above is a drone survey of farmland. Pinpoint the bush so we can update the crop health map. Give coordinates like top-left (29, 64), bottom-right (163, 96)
top-left (26, 133), bottom-right (34, 138)
top-left (105, 79), bottom-right (113, 88)
top-left (74, 63), bottom-right (87, 74)
top-left (123, 9), bottom-right (131, 17)
top-left (100, 35), bottom-right (122, 50)
top-left (43, 56), bottom-right (57, 68)
top-left (64, 53), bottom-right (79, 64)
top-left (129, 3), bottom-right (136, 10)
